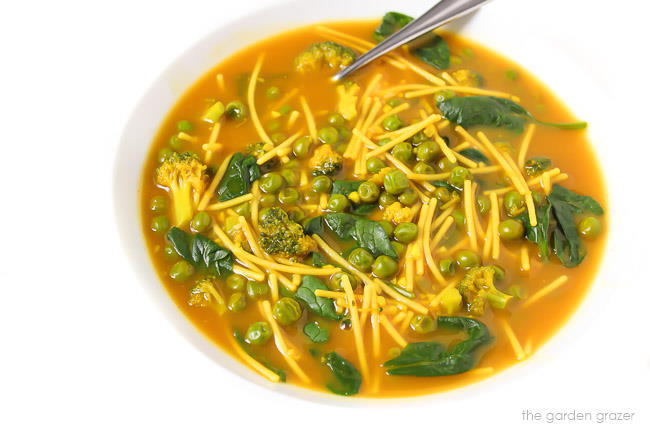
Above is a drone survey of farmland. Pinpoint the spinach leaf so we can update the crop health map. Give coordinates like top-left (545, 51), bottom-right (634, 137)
top-left (524, 156), bottom-right (553, 176)
top-left (295, 276), bottom-right (341, 320)
top-left (324, 352), bottom-right (361, 396)
top-left (385, 316), bottom-right (493, 376)
top-left (523, 201), bottom-right (554, 262)
top-left (234, 330), bottom-right (286, 382)
top-left (459, 148), bottom-right (489, 164)
top-left (548, 184), bottom-right (604, 216)
top-left (413, 34), bottom-right (450, 70)
top-left (217, 152), bottom-right (261, 201)
top-left (323, 213), bottom-right (359, 241)
top-left (309, 252), bottom-right (328, 268)
top-left (373, 12), bottom-right (413, 42)
top-left (385, 282), bottom-right (416, 299)
top-left (303, 321), bottom-right (330, 343)
top-left (431, 180), bottom-right (456, 191)
top-left (353, 218), bottom-right (397, 259)
top-left (437, 96), bottom-right (588, 133)
top-left (350, 203), bottom-right (377, 216)
top-left (331, 180), bottom-right (363, 195)
top-left (303, 216), bottom-right (324, 236)
top-left (373, 12), bottom-right (449, 69)
top-left (167, 227), bottom-right (233, 277)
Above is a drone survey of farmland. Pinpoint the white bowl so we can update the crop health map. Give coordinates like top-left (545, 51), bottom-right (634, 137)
top-left (114, 0), bottom-right (622, 406)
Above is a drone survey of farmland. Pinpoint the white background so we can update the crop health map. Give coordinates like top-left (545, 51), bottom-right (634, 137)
top-left (1, 0), bottom-right (649, 432)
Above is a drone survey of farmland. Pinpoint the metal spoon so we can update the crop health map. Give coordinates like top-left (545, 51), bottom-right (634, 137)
top-left (332, 0), bottom-right (492, 81)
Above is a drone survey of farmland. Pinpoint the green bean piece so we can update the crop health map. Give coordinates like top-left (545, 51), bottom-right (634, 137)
top-left (158, 148), bottom-right (173, 163)
top-left (449, 166), bottom-right (473, 189)
top-left (169, 135), bottom-right (183, 150)
top-left (390, 241), bottom-right (406, 258)
top-left (503, 191), bottom-right (525, 217)
top-left (234, 202), bottom-right (251, 217)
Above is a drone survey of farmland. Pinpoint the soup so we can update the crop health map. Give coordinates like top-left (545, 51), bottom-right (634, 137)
top-left (140, 14), bottom-right (607, 398)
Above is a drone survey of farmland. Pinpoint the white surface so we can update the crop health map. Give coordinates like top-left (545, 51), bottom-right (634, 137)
top-left (1, 0), bottom-right (649, 432)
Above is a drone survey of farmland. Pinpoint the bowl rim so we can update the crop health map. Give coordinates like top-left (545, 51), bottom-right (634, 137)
top-left (113, 0), bottom-right (615, 406)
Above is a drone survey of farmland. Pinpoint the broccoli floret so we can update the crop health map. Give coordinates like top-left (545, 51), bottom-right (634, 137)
top-left (295, 41), bottom-right (357, 73)
top-left (188, 277), bottom-right (227, 315)
top-left (456, 266), bottom-right (512, 315)
top-left (309, 144), bottom-right (343, 176)
top-left (246, 142), bottom-right (272, 158)
top-left (259, 207), bottom-right (316, 259)
top-left (156, 152), bottom-right (208, 227)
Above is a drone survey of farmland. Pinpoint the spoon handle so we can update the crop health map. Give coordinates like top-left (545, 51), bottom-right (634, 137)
top-left (332, 0), bottom-right (492, 81)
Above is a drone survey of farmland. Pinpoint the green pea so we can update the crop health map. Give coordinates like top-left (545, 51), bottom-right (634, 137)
top-left (366, 157), bottom-right (387, 174)
top-left (506, 285), bottom-right (526, 299)
top-left (394, 222), bottom-right (418, 243)
top-left (176, 120), bottom-right (194, 133)
top-left (452, 210), bottom-right (466, 228)
top-left (454, 249), bottom-right (481, 270)
top-left (226, 274), bottom-right (247, 292)
top-left (503, 191), bottom-right (525, 217)
top-left (358, 181), bottom-right (380, 203)
top-left (246, 321), bottom-right (272, 345)
top-left (246, 281), bottom-right (269, 300)
top-left (413, 161), bottom-right (434, 174)
top-left (379, 220), bottom-right (394, 236)
top-left (302, 190), bottom-right (320, 204)
top-left (225, 100), bottom-right (248, 120)
top-left (293, 136), bottom-right (312, 159)
top-left (278, 188), bottom-right (300, 205)
top-left (491, 265), bottom-right (506, 281)
top-left (383, 169), bottom-right (409, 195)
top-left (439, 258), bottom-right (456, 276)
top-left (498, 219), bottom-right (524, 240)
top-left (169, 260), bottom-right (194, 281)
top-left (409, 314), bottom-right (436, 334)
top-left (337, 127), bottom-right (351, 141)
top-left (382, 115), bottom-right (402, 131)
top-left (318, 126), bottom-right (339, 144)
top-left (259, 172), bottom-right (284, 193)
top-left (169, 135), bottom-right (183, 150)
top-left (190, 212), bottom-right (211, 233)
top-left (348, 248), bottom-right (374, 272)
top-left (379, 191), bottom-right (397, 208)
top-left (327, 194), bottom-right (349, 212)
top-left (434, 89), bottom-right (456, 103)
top-left (287, 207), bottom-right (305, 222)
top-left (312, 175), bottom-right (332, 193)
top-left (267, 120), bottom-right (281, 132)
top-left (391, 241), bottom-right (406, 258)
top-left (391, 142), bottom-right (413, 162)
top-left (283, 159), bottom-right (299, 169)
top-left (234, 202), bottom-right (251, 217)
top-left (378, 138), bottom-right (392, 146)
top-left (398, 189), bottom-right (418, 206)
top-left (415, 140), bottom-right (440, 162)
top-left (434, 187), bottom-right (451, 203)
top-left (436, 156), bottom-right (457, 172)
top-left (258, 207), bottom-right (272, 223)
top-left (158, 147), bottom-right (173, 163)
top-left (327, 112), bottom-right (346, 126)
top-left (578, 216), bottom-right (602, 239)
top-left (335, 143), bottom-right (348, 154)
top-left (449, 166), bottom-right (473, 189)
top-left (150, 195), bottom-right (168, 213)
top-left (265, 86), bottom-right (280, 99)
top-left (279, 105), bottom-right (293, 115)
top-left (372, 255), bottom-right (398, 278)
top-left (329, 272), bottom-right (357, 291)
top-left (259, 193), bottom-right (278, 208)
top-left (151, 216), bottom-right (169, 233)
top-left (410, 131), bottom-right (427, 146)
top-left (163, 245), bottom-right (178, 260)
top-left (272, 297), bottom-right (303, 326)
top-left (271, 132), bottom-right (287, 144)
top-left (227, 292), bottom-right (247, 312)
top-left (386, 98), bottom-right (404, 107)
top-left (505, 69), bottom-right (519, 81)
top-left (476, 195), bottom-right (491, 214)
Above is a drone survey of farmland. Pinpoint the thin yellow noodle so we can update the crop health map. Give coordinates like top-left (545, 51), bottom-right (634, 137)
top-left (452, 141), bottom-right (470, 152)
top-left (464, 180), bottom-right (478, 251)
top-left (423, 199), bottom-right (446, 285)
top-left (436, 119), bottom-right (450, 130)
top-left (216, 73), bottom-right (225, 91)
top-left (408, 180), bottom-right (430, 203)
top-left (361, 73), bottom-right (383, 102)
top-left (342, 275), bottom-right (369, 380)
top-left (432, 204), bottom-right (457, 231)
top-left (471, 182), bottom-right (485, 239)
top-left (359, 284), bottom-right (371, 327)
top-left (205, 193), bottom-right (253, 211)
top-left (212, 225), bottom-right (264, 276)
top-left (261, 301), bottom-right (310, 383)
top-left (268, 273), bottom-right (279, 302)
top-left (232, 265), bottom-right (265, 282)
top-left (380, 314), bottom-right (408, 347)
top-left (299, 96), bottom-right (317, 141)
top-left (365, 113), bottom-right (441, 158)
top-left (198, 153), bottom-right (233, 210)
top-left (477, 131), bottom-right (527, 194)
top-left (520, 244), bottom-right (530, 272)
top-left (178, 132), bottom-right (198, 143)
top-left (482, 168), bottom-right (562, 196)
top-left (344, 98), bottom-right (371, 158)
top-left (248, 54), bottom-right (272, 145)
top-left (415, 203), bottom-right (429, 276)
top-left (358, 146), bottom-right (369, 176)
top-left (489, 192), bottom-right (500, 260)
top-left (444, 237), bottom-right (470, 256)
top-left (503, 151), bottom-right (531, 195)
top-left (380, 83), bottom-right (431, 95)
top-left (203, 122), bottom-right (222, 164)
top-left (352, 99), bottom-right (383, 159)
top-left (228, 333), bottom-right (281, 383)
top-left (251, 181), bottom-right (260, 232)
top-left (524, 340), bottom-right (533, 357)
top-left (256, 132), bottom-right (301, 165)
top-left (374, 279), bottom-right (428, 314)
top-left (408, 165), bottom-right (501, 181)
top-left (286, 110), bottom-right (300, 129)
top-left (312, 235), bottom-right (374, 286)
top-left (314, 289), bottom-right (345, 299)
top-left (517, 124), bottom-right (536, 169)
top-left (399, 311), bottom-right (415, 334)
top-left (523, 275), bottom-right (569, 308)
top-left (299, 169), bottom-right (308, 187)
top-left (405, 85), bottom-right (520, 102)
top-left (542, 171), bottom-right (551, 195)
top-left (440, 195), bottom-right (460, 211)
top-left (371, 288), bottom-right (381, 358)
top-left (373, 102), bottom-right (410, 127)
top-left (231, 247), bottom-right (338, 275)
top-left (405, 253), bottom-right (415, 293)
top-left (482, 217), bottom-right (493, 261)
top-left (525, 192), bottom-right (537, 226)
top-left (452, 148), bottom-right (478, 168)
top-left (454, 126), bottom-right (490, 156)
top-left (441, 71), bottom-right (459, 86)
top-left (434, 134), bottom-right (457, 163)
top-left (431, 216), bottom-right (455, 251)
top-left (318, 192), bottom-right (328, 210)
top-left (500, 318), bottom-right (526, 361)
top-left (393, 311), bottom-right (407, 323)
